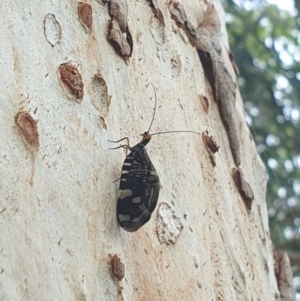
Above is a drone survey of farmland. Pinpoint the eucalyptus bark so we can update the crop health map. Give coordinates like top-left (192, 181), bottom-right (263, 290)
top-left (0, 0), bottom-right (286, 300)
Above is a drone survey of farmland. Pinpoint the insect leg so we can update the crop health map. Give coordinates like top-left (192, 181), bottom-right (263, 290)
top-left (108, 137), bottom-right (130, 155)
top-left (108, 145), bottom-right (128, 150)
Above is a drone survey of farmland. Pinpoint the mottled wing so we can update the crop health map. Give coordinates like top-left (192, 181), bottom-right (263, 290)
top-left (117, 144), bottom-right (160, 232)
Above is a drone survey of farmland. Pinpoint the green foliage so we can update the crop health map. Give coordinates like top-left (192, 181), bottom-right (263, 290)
top-left (223, 0), bottom-right (300, 290)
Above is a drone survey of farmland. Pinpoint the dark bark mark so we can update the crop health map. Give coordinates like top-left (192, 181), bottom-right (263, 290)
top-left (232, 167), bottom-right (254, 211)
top-left (170, 2), bottom-right (196, 45)
top-left (145, 0), bottom-right (165, 26)
top-left (196, 4), bottom-right (240, 166)
top-left (108, 0), bottom-right (128, 32)
top-left (107, 19), bottom-right (132, 62)
top-left (202, 131), bottom-right (219, 166)
top-left (78, 2), bottom-right (93, 34)
top-left (15, 111), bottom-right (39, 148)
top-left (275, 251), bottom-right (295, 301)
top-left (58, 62), bottom-right (84, 102)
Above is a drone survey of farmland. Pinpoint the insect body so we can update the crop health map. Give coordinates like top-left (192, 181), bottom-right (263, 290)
top-left (109, 84), bottom-right (161, 232)
top-left (109, 84), bottom-right (199, 232)
top-left (114, 132), bottom-right (160, 232)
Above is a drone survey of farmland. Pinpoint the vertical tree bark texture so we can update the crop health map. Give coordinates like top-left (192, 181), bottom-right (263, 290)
top-left (0, 0), bottom-right (283, 300)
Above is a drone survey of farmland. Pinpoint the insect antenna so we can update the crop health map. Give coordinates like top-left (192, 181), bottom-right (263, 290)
top-left (109, 83), bottom-right (157, 151)
top-left (147, 83), bottom-right (157, 133)
top-left (151, 130), bottom-right (200, 137)
top-left (146, 84), bottom-right (200, 138)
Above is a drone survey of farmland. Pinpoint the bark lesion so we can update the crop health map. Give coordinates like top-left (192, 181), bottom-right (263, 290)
top-left (106, 0), bottom-right (133, 62)
top-left (170, 2), bottom-right (241, 167)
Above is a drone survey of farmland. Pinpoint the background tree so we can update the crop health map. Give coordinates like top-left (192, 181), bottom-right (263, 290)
top-left (223, 0), bottom-right (300, 295)
top-left (0, 0), bottom-right (291, 300)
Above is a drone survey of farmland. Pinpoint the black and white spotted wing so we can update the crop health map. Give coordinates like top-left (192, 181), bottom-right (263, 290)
top-left (109, 84), bottom-right (199, 232)
top-left (117, 133), bottom-right (160, 232)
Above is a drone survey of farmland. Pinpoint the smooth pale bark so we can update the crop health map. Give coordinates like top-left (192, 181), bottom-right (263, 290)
top-left (0, 0), bottom-right (280, 300)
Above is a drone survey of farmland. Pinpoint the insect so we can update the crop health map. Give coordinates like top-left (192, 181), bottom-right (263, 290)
top-left (109, 84), bottom-right (199, 232)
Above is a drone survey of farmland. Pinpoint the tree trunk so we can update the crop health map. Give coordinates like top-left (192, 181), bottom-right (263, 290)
top-left (0, 0), bottom-right (286, 300)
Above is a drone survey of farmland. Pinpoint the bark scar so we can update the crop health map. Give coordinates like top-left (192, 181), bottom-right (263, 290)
top-left (232, 167), bottom-right (254, 211)
top-left (195, 3), bottom-right (240, 166)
